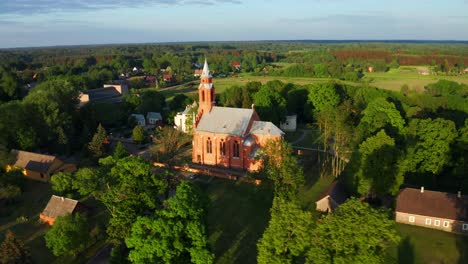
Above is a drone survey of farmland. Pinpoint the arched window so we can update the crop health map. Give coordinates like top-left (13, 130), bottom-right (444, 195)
top-left (201, 91), bottom-right (205, 102)
top-left (220, 140), bottom-right (226, 156)
top-left (233, 140), bottom-right (240, 158)
top-left (206, 137), bottom-right (212, 154)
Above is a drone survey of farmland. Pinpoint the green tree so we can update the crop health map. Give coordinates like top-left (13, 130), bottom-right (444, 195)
top-left (307, 83), bottom-right (341, 113)
top-left (257, 198), bottom-right (314, 264)
top-left (0, 230), bottom-right (31, 264)
top-left (17, 128), bottom-right (38, 151)
top-left (51, 172), bottom-right (74, 195)
top-left (253, 86), bottom-right (287, 125)
top-left (137, 91), bottom-right (166, 114)
top-left (73, 167), bottom-right (102, 197)
top-left (113, 141), bottom-right (129, 159)
top-left (132, 125), bottom-right (145, 144)
top-left (126, 181), bottom-right (213, 264)
top-left (306, 198), bottom-right (399, 264)
top-left (358, 97), bottom-right (405, 139)
top-left (260, 139), bottom-right (304, 199)
top-left (45, 213), bottom-right (89, 257)
top-left (355, 130), bottom-right (403, 196)
top-left (88, 124), bottom-right (107, 158)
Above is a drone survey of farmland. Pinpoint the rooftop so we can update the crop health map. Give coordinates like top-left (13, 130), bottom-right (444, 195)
top-left (196, 106), bottom-right (255, 136)
top-left (250, 121), bottom-right (284, 136)
top-left (12, 150), bottom-right (57, 173)
top-left (41, 195), bottom-right (80, 219)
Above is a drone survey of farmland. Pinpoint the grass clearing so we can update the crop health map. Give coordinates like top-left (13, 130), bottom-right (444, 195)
top-left (387, 224), bottom-right (468, 264)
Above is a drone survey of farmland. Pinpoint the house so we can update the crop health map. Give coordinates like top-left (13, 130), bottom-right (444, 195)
top-left (316, 181), bottom-right (348, 213)
top-left (133, 67), bottom-right (139, 73)
top-left (79, 83), bottom-right (128, 107)
top-left (463, 68), bottom-right (468, 74)
top-left (368, 66), bottom-right (374, 73)
top-left (396, 187), bottom-right (468, 234)
top-left (6, 150), bottom-right (77, 182)
top-left (192, 59), bottom-right (284, 172)
top-left (130, 114), bottom-right (146, 126)
top-left (418, 69), bottom-right (430, 75)
top-left (280, 114), bottom-right (297, 132)
top-left (194, 69), bottom-right (203, 77)
top-left (144, 76), bottom-right (158, 86)
top-left (40, 195), bottom-right (86, 225)
top-left (231, 61), bottom-right (241, 71)
top-left (146, 112), bottom-right (163, 126)
top-left (163, 74), bottom-right (174, 82)
top-left (174, 104), bottom-right (196, 133)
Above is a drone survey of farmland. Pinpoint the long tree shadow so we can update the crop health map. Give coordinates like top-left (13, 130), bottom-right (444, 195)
top-left (456, 235), bottom-right (468, 264)
top-left (398, 236), bottom-right (415, 264)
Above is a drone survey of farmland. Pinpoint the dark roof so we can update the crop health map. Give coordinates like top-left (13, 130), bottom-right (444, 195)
top-left (12, 150), bottom-right (57, 173)
top-left (42, 195), bottom-right (80, 218)
top-left (396, 188), bottom-right (468, 221)
top-left (85, 87), bottom-right (121, 101)
top-left (317, 181), bottom-right (348, 205)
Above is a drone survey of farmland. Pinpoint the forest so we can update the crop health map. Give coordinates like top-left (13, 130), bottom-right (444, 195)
top-left (0, 41), bottom-right (467, 263)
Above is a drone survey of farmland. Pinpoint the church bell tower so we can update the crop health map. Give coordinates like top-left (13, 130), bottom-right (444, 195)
top-left (197, 59), bottom-right (215, 123)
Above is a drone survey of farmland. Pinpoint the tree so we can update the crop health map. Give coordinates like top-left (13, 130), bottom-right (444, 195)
top-left (132, 125), bottom-right (145, 144)
top-left (260, 139), bottom-right (304, 199)
top-left (0, 230), bottom-right (31, 264)
top-left (257, 198), bottom-right (314, 264)
top-left (253, 86), bottom-right (287, 125)
top-left (45, 213), bottom-right (89, 257)
top-left (137, 91), bottom-right (166, 114)
top-left (113, 141), bottom-right (129, 159)
top-left (151, 126), bottom-right (191, 163)
top-left (88, 124), bottom-right (107, 158)
top-left (126, 181), bottom-right (213, 264)
top-left (50, 172), bottom-right (74, 195)
top-left (73, 167), bottom-right (102, 197)
top-left (306, 198), bottom-right (399, 264)
top-left (0, 144), bottom-right (13, 170)
top-left (405, 118), bottom-right (458, 182)
top-left (307, 83), bottom-right (341, 113)
top-left (355, 130), bottom-right (403, 196)
top-left (358, 97), bottom-right (405, 139)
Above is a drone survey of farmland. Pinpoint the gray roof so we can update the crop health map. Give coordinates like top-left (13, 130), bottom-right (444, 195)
top-left (250, 121), bottom-right (284, 136)
top-left (42, 195), bottom-right (79, 218)
top-left (85, 87), bottom-right (121, 101)
top-left (131, 114), bottom-right (145, 122)
top-left (12, 150), bottom-right (57, 173)
top-left (196, 107), bottom-right (255, 136)
top-left (147, 112), bottom-right (162, 120)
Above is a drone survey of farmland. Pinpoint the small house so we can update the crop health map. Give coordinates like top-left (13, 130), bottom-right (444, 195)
top-left (7, 150), bottom-right (77, 182)
top-left (130, 114), bottom-right (146, 126)
top-left (175, 104), bottom-right (195, 133)
top-left (418, 69), bottom-right (430, 76)
top-left (280, 114), bottom-right (297, 132)
top-left (316, 181), bottom-right (348, 213)
top-left (194, 69), bottom-right (203, 77)
top-left (396, 187), bottom-right (468, 234)
top-left (163, 74), bottom-right (174, 82)
top-left (231, 61), bottom-right (241, 70)
top-left (78, 83), bottom-right (128, 107)
top-left (40, 195), bottom-right (86, 225)
top-left (368, 66), bottom-right (374, 73)
top-left (146, 112), bottom-right (163, 126)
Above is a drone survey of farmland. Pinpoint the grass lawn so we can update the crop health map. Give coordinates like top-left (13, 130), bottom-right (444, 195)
top-left (387, 224), bottom-right (468, 264)
top-left (196, 177), bottom-right (273, 264)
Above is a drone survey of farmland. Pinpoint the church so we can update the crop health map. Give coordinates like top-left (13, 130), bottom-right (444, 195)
top-left (192, 60), bottom-right (284, 172)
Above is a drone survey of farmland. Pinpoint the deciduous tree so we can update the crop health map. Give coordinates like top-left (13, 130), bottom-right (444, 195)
top-left (0, 230), bottom-right (31, 264)
top-left (45, 213), bottom-right (89, 257)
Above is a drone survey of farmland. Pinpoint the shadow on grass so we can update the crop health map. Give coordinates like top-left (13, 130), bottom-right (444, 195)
top-left (457, 235), bottom-right (468, 264)
top-left (398, 236), bottom-right (415, 264)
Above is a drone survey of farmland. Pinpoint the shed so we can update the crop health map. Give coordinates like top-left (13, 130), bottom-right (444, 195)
top-left (40, 195), bottom-right (86, 225)
top-left (316, 181), bottom-right (348, 213)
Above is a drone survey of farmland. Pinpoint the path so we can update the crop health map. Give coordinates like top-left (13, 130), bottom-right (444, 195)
top-left (290, 129), bottom-right (311, 146)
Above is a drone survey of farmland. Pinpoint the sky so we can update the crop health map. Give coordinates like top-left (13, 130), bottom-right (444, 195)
top-left (0, 0), bottom-right (467, 48)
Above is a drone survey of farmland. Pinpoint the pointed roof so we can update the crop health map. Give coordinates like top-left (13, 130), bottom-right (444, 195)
top-left (201, 58), bottom-right (212, 78)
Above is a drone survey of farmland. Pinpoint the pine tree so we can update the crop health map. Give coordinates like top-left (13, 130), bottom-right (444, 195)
top-left (88, 124), bottom-right (107, 158)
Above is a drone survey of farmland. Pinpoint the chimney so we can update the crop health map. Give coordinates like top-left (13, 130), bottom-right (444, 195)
top-left (420, 186), bottom-right (424, 193)
top-left (458, 191), bottom-right (462, 198)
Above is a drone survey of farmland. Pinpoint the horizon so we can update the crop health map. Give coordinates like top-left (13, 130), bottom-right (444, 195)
top-left (1, 0), bottom-right (468, 48)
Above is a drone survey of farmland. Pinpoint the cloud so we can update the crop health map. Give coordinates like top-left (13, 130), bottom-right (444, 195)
top-left (0, 0), bottom-right (241, 15)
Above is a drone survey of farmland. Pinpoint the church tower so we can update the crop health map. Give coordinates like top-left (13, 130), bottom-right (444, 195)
top-left (196, 59), bottom-right (215, 123)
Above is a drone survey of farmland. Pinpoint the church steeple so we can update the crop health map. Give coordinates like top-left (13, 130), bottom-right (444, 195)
top-left (196, 58), bottom-right (215, 125)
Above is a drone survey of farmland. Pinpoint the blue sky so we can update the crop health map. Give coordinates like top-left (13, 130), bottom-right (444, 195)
top-left (0, 0), bottom-right (467, 48)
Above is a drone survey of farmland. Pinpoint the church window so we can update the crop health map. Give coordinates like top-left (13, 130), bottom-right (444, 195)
top-left (206, 138), bottom-right (212, 154)
top-left (220, 140), bottom-right (226, 156)
top-left (201, 91), bottom-right (205, 102)
top-left (233, 141), bottom-right (240, 158)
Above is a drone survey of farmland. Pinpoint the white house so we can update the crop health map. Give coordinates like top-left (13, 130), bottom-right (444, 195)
top-left (280, 115), bottom-right (297, 132)
top-left (130, 114), bottom-right (146, 126)
top-left (146, 112), bottom-right (162, 125)
top-left (174, 105), bottom-right (195, 133)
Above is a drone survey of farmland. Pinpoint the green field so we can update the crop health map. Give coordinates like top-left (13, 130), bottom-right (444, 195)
top-left (159, 67), bottom-right (468, 100)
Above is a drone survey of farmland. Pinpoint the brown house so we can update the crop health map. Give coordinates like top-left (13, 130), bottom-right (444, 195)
top-left (6, 150), bottom-right (77, 182)
top-left (316, 181), bottom-right (348, 213)
top-left (396, 187), bottom-right (468, 234)
top-left (40, 195), bottom-right (86, 225)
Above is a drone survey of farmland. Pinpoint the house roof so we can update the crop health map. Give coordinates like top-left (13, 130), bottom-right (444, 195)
top-left (196, 106), bottom-right (255, 136)
top-left (131, 114), bottom-right (145, 122)
top-left (250, 121), bottom-right (284, 137)
top-left (41, 195), bottom-right (80, 219)
top-left (317, 181), bottom-right (348, 205)
top-left (147, 112), bottom-right (162, 120)
top-left (12, 150), bottom-right (57, 173)
top-left (231, 61), bottom-right (241, 66)
top-left (84, 87), bottom-right (121, 102)
top-left (163, 74), bottom-right (173, 80)
top-left (396, 188), bottom-right (468, 221)
top-left (194, 69), bottom-right (203, 75)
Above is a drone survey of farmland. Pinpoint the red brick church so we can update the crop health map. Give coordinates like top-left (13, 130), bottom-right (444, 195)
top-left (192, 60), bottom-right (284, 171)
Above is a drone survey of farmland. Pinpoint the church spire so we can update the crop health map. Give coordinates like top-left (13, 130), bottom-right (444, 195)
top-left (201, 58), bottom-right (212, 78)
